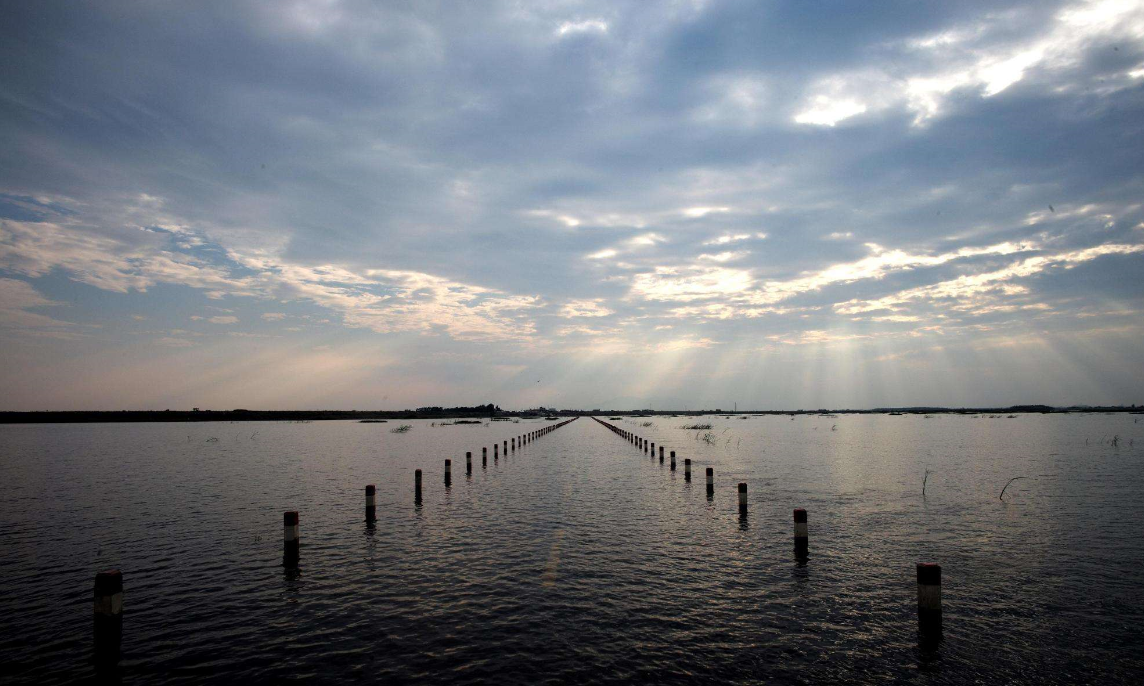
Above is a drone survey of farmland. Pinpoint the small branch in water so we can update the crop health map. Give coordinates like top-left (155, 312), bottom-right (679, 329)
top-left (923, 469), bottom-right (930, 498)
top-left (999, 476), bottom-right (1027, 500)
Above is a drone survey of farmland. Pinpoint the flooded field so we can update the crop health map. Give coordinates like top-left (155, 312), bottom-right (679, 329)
top-left (1, 413), bottom-right (1142, 683)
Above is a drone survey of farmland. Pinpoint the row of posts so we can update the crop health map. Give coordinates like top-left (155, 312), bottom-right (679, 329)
top-left (94, 417), bottom-right (581, 664)
top-left (588, 416), bottom-right (942, 638)
top-left (92, 414), bottom-right (944, 662)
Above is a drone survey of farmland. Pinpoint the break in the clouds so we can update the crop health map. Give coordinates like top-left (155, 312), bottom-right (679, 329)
top-left (2, 0), bottom-right (1143, 410)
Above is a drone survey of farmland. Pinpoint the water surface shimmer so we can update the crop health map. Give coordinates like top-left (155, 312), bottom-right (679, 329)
top-left (1, 414), bottom-right (1142, 683)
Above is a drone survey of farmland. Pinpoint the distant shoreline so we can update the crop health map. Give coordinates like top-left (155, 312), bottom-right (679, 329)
top-left (1, 405), bottom-right (1140, 424)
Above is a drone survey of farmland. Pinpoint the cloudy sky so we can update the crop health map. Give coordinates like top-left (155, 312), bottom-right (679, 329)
top-left (2, 0), bottom-right (1143, 411)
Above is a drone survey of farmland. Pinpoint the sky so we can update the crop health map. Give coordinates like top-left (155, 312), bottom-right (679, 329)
top-left (2, 0), bottom-right (1143, 411)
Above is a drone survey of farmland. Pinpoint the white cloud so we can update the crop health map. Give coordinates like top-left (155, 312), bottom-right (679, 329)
top-left (835, 243), bottom-right (1144, 315)
top-left (556, 19), bottom-right (608, 36)
top-left (794, 95), bottom-right (868, 126)
top-left (0, 218), bottom-right (541, 343)
top-left (0, 220), bottom-right (261, 296)
top-left (703, 233), bottom-right (752, 246)
top-left (559, 299), bottom-right (614, 318)
top-left (628, 232), bottom-right (667, 247)
top-left (631, 266), bottom-right (754, 302)
top-left (0, 277), bottom-right (75, 333)
top-left (682, 206), bottom-right (731, 218)
top-left (795, 0), bottom-right (1144, 126)
top-left (697, 250), bottom-right (749, 262)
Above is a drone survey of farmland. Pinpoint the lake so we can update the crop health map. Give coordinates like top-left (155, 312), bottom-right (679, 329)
top-left (1, 413), bottom-right (1141, 683)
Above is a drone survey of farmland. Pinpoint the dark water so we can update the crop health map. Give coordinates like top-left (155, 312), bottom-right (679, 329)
top-left (1, 414), bottom-right (1142, 684)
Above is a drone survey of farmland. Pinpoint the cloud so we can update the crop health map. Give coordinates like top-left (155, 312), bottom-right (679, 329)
top-left (682, 207), bottom-right (732, 218)
top-left (703, 233), bottom-right (753, 246)
top-left (631, 266), bottom-right (754, 302)
top-left (559, 299), bottom-right (614, 318)
top-left (794, 95), bottom-right (868, 127)
top-left (556, 19), bottom-right (608, 37)
top-left (0, 219), bottom-right (261, 296)
top-left (793, 0), bottom-right (1144, 126)
top-left (1, 216), bottom-right (542, 342)
top-left (697, 250), bottom-right (749, 263)
top-left (2, 0), bottom-right (1143, 408)
top-left (0, 277), bottom-right (75, 333)
top-left (835, 243), bottom-right (1144, 315)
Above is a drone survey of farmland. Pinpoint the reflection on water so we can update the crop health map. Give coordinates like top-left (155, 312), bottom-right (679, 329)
top-left (1, 413), bottom-right (1142, 684)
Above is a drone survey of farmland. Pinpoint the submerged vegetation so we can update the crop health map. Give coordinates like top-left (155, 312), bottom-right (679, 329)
top-left (389, 424), bottom-right (413, 434)
top-left (681, 423), bottom-right (712, 430)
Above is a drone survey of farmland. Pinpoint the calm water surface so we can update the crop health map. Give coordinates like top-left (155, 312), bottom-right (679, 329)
top-left (1, 414), bottom-right (1142, 684)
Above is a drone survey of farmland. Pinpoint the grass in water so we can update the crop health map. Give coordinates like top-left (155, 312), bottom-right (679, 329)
top-left (681, 423), bottom-right (712, 430)
top-left (390, 424), bottom-right (413, 434)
